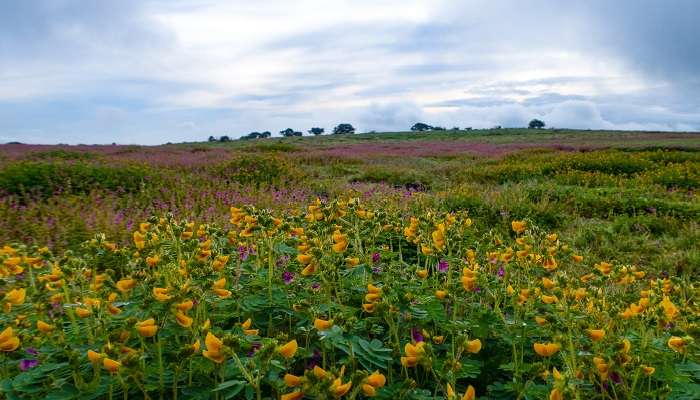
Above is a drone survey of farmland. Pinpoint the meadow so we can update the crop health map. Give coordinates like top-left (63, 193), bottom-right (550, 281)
top-left (0, 129), bottom-right (698, 399)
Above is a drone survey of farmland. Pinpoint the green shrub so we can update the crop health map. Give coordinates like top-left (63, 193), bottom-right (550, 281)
top-left (216, 154), bottom-right (304, 188)
top-left (0, 161), bottom-right (153, 199)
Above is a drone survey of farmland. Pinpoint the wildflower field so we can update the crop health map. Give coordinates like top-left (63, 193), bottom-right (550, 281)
top-left (0, 129), bottom-right (698, 399)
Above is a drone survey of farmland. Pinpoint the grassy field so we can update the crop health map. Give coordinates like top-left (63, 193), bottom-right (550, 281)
top-left (0, 129), bottom-right (698, 399)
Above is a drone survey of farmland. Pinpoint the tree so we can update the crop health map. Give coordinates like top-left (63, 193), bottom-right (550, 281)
top-left (308, 127), bottom-right (324, 136)
top-left (528, 119), bottom-right (545, 129)
top-left (260, 131), bottom-right (271, 138)
top-left (411, 122), bottom-right (432, 131)
top-left (240, 132), bottom-right (261, 140)
top-left (332, 123), bottom-right (355, 135)
top-left (280, 128), bottom-right (302, 137)
top-left (219, 135), bottom-right (231, 142)
top-left (208, 135), bottom-right (217, 142)
top-left (432, 126), bottom-right (446, 131)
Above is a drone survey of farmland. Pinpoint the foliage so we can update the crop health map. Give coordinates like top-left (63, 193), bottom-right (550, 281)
top-left (0, 199), bottom-right (697, 399)
top-left (333, 124), bottom-right (355, 135)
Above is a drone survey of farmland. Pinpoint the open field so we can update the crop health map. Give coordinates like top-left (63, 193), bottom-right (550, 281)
top-left (0, 129), bottom-right (698, 399)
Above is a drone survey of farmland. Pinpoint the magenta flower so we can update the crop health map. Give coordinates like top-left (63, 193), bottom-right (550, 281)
top-left (19, 359), bottom-right (38, 371)
top-left (372, 252), bottom-right (380, 263)
top-left (283, 271), bottom-right (294, 284)
top-left (438, 259), bottom-right (448, 273)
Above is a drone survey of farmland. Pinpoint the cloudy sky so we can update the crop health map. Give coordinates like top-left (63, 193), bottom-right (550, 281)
top-left (1, 0), bottom-right (699, 144)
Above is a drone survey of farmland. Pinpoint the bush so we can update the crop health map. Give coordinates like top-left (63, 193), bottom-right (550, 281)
top-left (0, 161), bottom-right (153, 199)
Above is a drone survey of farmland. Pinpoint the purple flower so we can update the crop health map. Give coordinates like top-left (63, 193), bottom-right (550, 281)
top-left (26, 348), bottom-right (38, 356)
top-left (247, 342), bottom-right (262, 357)
top-left (306, 350), bottom-right (322, 369)
top-left (610, 371), bottom-right (622, 384)
top-left (438, 259), bottom-right (448, 273)
top-left (411, 327), bottom-right (424, 343)
top-left (15, 273), bottom-right (25, 281)
top-left (238, 245), bottom-right (249, 261)
top-left (311, 282), bottom-right (321, 290)
top-left (283, 271), bottom-right (294, 284)
top-left (497, 266), bottom-right (505, 278)
top-left (19, 359), bottom-right (38, 371)
top-left (276, 255), bottom-right (290, 268)
top-left (472, 286), bottom-right (481, 293)
top-left (372, 252), bottom-right (380, 263)
top-left (372, 266), bottom-right (382, 274)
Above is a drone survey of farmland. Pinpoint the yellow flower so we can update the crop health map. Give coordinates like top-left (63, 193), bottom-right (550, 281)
top-left (135, 318), bottom-right (158, 337)
top-left (535, 316), bottom-right (547, 326)
top-left (436, 290), bottom-right (448, 299)
top-left (212, 278), bottom-right (231, 298)
top-left (588, 329), bottom-right (606, 342)
top-left (366, 370), bottom-right (386, 388)
top-left (332, 240), bottom-right (348, 253)
top-left (346, 257), bottom-right (360, 267)
top-left (541, 294), bottom-right (558, 304)
top-left (301, 264), bottom-right (316, 276)
top-left (330, 377), bottom-right (352, 397)
top-left (87, 349), bottom-right (102, 363)
top-left (313, 365), bottom-right (328, 378)
top-left (533, 342), bottom-right (560, 357)
top-left (175, 312), bottom-right (193, 328)
top-left (462, 385), bottom-right (476, 400)
top-left (511, 220), bottom-right (527, 234)
top-left (660, 296), bottom-right (679, 320)
top-left (175, 300), bottom-right (194, 312)
top-left (314, 318), bottom-right (333, 331)
top-left (542, 277), bottom-right (556, 290)
top-left (153, 287), bottom-right (172, 302)
top-left (447, 383), bottom-right (455, 398)
top-left (133, 231), bottom-right (146, 249)
top-left (667, 336), bottom-right (685, 352)
top-left (362, 303), bottom-right (375, 313)
top-left (297, 253), bottom-right (312, 265)
top-left (103, 358), bottom-right (121, 374)
top-left (641, 365), bottom-right (655, 376)
top-left (416, 269), bottom-right (429, 279)
top-left (116, 278), bottom-right (136, 292)
top-left (203, 331), bottom-right (225, 363)
top-left (5, 288), bottom-right (26, 305)
top-left (146, 255), bottom-right (160, 267)
top-left (37, 320), bottom-right (54, 333)
top-left (401, 341), bottom-right (425, 367)
top-left (278, 339), bottom-right (298, 359)
top-left (75, 307), bottom-right (92, 318)
top-left (284, 373), bottom-right (303, 387)
top-left (466, 339), bottom-right (482, 354)
top-left (549, 388), bottom-right (563, 400)
top-left (212, 255), bottom-right (230, 271)
top-left (280, 391), bottom-right (304, 400)
top-left (0, 327), bottom-right (20, 352)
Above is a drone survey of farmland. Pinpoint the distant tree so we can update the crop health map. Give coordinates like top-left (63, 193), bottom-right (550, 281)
top-left (464, 127), bottom-right (472, 131)
top-left (432, 126), bottom-right (446, 131)
top-left (451, 126), bottom-right (460, 130)
top-left (240, 132), bottom-right (261, 140)
top-left (280, 128), bottom-right (302, 137)
top-left (260, 131), bottom-right (272, 138)
top-left (493, 125), bottom-right (502, 130)
top-left (528, 119), bottom-right (545, 129)
top-left (308, 127), bottom-right (325, 136)
top-left (411, 122), bottom-right (432, 131)
top-left (219, 135), bottom-right (231, 142)
top-left (208, 135), bottom-right (217, 142)
top-left (332, 123), bottom-right (355, 135)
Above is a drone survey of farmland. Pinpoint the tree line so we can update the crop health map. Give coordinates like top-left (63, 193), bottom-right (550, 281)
top-left (207, 119), bottom-right (546, 142)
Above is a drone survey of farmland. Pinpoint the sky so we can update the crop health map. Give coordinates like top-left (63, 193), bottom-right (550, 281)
top-left (1, 0), bottom-right (699, 145)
